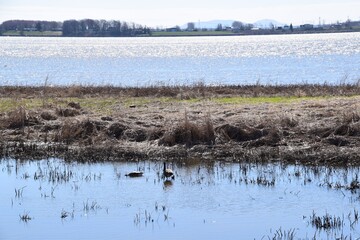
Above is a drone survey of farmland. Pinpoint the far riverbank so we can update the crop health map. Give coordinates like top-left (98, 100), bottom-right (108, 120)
top-left (2, 27), bottom-right (360, 37)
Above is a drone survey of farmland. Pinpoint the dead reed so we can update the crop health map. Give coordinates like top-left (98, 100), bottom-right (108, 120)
top-left (15, 186), bottom-right (26, 198)
top-left (310, 211), bottom-right (344, 230)
top-left (19, 212), bottom-right (32, 222)
top-left (83, 199), bottom-right (101, 212)
top-left (60, 209), bottom-right (69, 219)
top-left (268, 227), bottom-right (296, 240)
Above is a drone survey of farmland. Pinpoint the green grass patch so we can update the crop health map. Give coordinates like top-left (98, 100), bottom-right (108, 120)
top-left (123, 97), bottom-right (152, 107)
top-left (73, 98), bottom-right (118, 114)
top-left (156, 97), bottom-right (201, 104)
top-left (212, 96), bottom-right (329, 105)
top-left (0, 95), bottom-right (347, 115)
top-left (122, 96), bottom-right (201, 106)
top-left (2, 30), bottom-right (62, 36)
top-left (0, 97), bottom-right (118, 115)
top-left (1, 30), bottom-right (20, 36)
top-left (0, 98), bottom-right (44, 113)
top-left (151, 31), bottom-right (237, 37)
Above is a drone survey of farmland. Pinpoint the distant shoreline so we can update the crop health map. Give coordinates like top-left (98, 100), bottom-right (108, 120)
top-left (1, 28), bottom-right (360, 38)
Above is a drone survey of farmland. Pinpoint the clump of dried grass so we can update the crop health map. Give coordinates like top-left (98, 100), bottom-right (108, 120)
top-left (215, 123), bottom-right (266, 142)
top-left (310, 110), bottom-right (360, 139)
top-left (107, 122), bottom-right (128, 139)
top-left (40, 111), bottom-right (57, 121)
top-left (57, 119), bottom-right (99, 144)
top-left (56, 107), bottom-right (80, 117)
top-left (159, 111), bottom-right (215, 147)
top-left (146, 127), bottom-right (165, 141)
top-left (342, 111), bottom-right (360, 124)
top-left (7, 106), bottom-right (27, 129)
top-left (280, 115), bottom-right (298, 128)
top-left (67, 101), bottom-right (81, 109)
top-left (122, 128), bottom-right (147, 142)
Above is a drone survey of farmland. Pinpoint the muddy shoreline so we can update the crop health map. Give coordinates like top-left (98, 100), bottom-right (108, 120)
top-left (1, 85), bottom-right (359, 165)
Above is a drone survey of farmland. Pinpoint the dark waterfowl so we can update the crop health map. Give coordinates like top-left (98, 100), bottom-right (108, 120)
top-left (125, 171), bottom-right (143, 177)
top-left (163, 162), bottom-right (174, 180)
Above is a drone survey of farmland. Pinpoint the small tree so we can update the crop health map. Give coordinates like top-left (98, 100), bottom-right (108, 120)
top-left (215, 23), bottom-right (223, 31)
top-left (62, 20), bottom-right (80, 36)
top-left (269, 22), bottom-right (275, 30)
top-left (36, 22), bottom-right (42, 32)
top-left (187, 22), bottom-right (195, 31)
top-left (290, 23), bottom-right (293, 32)
top-left (232, 21), bottom-right (243, 30)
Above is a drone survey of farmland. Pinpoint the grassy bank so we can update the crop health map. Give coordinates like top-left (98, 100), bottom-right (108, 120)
top-left (2, 29), bottom-right (360, 38)
top-left (1, 30), bottom-right (62, 37)
top-left (0, 92), bottom-right (354, 115)
top-left (151, 31), bottom-right (238, 37)
top-left (1, 83), bottom-right (359, 98)
top-left (1, 83), bottom-right (359, 114)
top-left (0, 84), bottom-right (359, 165)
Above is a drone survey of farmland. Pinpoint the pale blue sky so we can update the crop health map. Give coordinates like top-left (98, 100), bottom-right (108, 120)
top-left (1, 0), bottom-right (359, 27)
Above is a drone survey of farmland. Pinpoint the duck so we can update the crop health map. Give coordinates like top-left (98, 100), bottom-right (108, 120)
top-left (125, 171), bottom-right (143, 177)
top-left (163, 162), bottom-right (174, 180)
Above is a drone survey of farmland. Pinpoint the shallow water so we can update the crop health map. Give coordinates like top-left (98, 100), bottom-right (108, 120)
top-left (1, 33), bottom-right (360, 86)
top-left (1, 158), bottom-right (359, 239)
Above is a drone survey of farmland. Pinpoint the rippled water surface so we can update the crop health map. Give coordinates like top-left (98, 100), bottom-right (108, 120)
top-left (1, 158), bottom-right (360, 239)
top-left (1, 33), bottom-right (359, 86)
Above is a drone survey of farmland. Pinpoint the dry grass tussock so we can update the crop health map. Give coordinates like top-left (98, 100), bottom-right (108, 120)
top-left (2, 106), bottom-right (42, 130)
top-left (310, 110), bottom-right (360, 139)
top-left (6, 106), bottom-right (27, 129)
top-left (159, 111), bottom-right (215, 147)
top-left (56, 119), bottom-right (101, 144)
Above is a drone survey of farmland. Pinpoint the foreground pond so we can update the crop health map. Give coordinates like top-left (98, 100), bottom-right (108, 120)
top-left (1, 158), bottom-right (359, 239)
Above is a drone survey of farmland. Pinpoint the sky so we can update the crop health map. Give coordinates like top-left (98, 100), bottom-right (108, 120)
top-left (1, 0), bottom-right (360, 27)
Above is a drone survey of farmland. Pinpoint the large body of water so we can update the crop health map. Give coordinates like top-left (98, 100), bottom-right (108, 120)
top-left (1, 158), bottom-right (359, 239)
top-left (0, 33), bottom-right (359, 86)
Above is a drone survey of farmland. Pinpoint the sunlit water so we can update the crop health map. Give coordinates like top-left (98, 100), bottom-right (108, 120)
top-left (0, 33), bottom-right (359, 86)
top-left (1, 158), bottom-right (359, 239)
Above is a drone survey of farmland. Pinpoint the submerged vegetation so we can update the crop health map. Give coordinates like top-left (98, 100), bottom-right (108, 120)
top-left (19, 212), bottom-right (32, 222)
top-left (3, 159), bottom-right (360, 239)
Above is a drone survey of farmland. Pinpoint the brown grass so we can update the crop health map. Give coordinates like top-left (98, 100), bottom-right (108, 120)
top-left (56, 119), bottom-right (101, 145)
top-left (1, 83), bottom-right (359, 99)
top-left (159, 110), bottom-right (215, 147)
top-left (6, 106), bottom-right (27, 130)
top-left (0, 84), bottom-right (359, 164)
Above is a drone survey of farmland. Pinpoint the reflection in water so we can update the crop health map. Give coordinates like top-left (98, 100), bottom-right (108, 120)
top-left (0, 158), bottom-right (359, 240)
top-left (163, 180), bottom-right (173, 189)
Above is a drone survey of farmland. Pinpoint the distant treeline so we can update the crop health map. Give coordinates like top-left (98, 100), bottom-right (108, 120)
top-left (0, 19), bottom-right (151, 37)
top-left (62, 19), bottom-right (150, 37)
top-left (2, 19), bottom-right (359, 37)
top-left (1, 20), bottom-right (62, 32)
